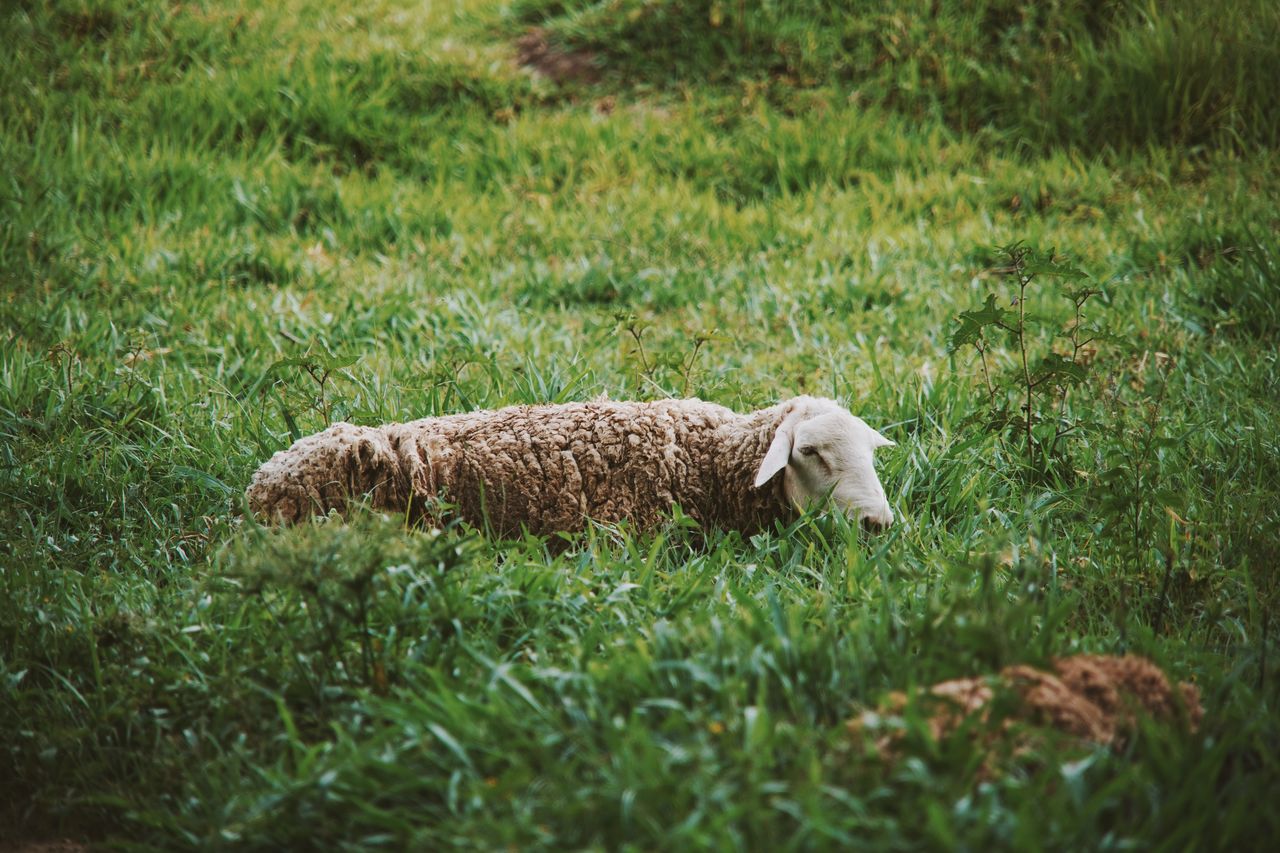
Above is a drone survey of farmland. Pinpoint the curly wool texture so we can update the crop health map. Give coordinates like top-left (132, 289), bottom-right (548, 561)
top-left (852, 654), bottom-right (1203, 756)
top-left (246, 399), bottom-right (795, 535)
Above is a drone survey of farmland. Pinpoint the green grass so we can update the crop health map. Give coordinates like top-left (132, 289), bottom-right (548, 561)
top-left (3, 0), bottom-right (1279, 847)
top-left (518, 0), bottom-right (1280, 152)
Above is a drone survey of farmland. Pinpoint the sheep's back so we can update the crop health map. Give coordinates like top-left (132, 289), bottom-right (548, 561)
top-left (391, 399), bottom-right (738, 535)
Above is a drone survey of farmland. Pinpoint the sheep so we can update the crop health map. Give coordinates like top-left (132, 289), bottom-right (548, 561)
top-left (245, 395), bottom-right (896, 536)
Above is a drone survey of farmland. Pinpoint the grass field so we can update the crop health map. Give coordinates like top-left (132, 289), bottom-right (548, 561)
top-left (3, 0), bottom-right (1280, 847)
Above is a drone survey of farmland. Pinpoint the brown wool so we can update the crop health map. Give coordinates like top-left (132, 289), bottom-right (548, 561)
top-left (246, 399), bottom-right (797, 536)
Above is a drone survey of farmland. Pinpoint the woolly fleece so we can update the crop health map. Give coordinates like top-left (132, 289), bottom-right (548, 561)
top-left (247, 398), bottom-right (825, 535)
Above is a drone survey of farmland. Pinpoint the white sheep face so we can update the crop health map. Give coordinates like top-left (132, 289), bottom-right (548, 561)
top-left (753, 398), bottom-right (895, 530)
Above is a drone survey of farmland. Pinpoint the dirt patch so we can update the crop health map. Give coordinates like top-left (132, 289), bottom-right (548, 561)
top-left (852, 654), bottom-right (1202, 759)
top-left (516, 28), bottom-right (599, 84)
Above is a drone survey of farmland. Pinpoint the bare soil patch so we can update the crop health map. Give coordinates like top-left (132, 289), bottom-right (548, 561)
top-left (516, 28), bottom-right (599, 84)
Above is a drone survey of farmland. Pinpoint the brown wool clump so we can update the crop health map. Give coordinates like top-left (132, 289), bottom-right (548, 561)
top-left (852, 654), bottom-right (1202, 759)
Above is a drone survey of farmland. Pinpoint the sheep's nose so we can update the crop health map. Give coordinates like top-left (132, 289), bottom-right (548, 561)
top-left (862, 515), bottom-right (887, 534)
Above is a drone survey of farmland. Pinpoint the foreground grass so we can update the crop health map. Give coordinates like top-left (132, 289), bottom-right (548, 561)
top-left (2, 0), bottom-right (1279, 847)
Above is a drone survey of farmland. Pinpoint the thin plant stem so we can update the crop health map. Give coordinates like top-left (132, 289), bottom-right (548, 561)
top-left (1016, 260), bottom-right (1035, 470)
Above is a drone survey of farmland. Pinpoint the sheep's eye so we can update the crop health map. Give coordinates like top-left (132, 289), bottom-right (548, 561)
top-left (798, 446), bottom-right (818, 457)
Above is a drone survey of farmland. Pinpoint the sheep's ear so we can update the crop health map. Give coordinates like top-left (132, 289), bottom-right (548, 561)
top-left (870, 429), bottom-right (896, 450)
top-left (747, 417), bottom-right (788, 484)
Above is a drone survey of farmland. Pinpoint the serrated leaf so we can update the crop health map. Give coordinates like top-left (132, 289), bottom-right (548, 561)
top-left (314, 352), bottom-right (359, 371)
top-left (949, 294), bottom-right (1010, 352)
top-left (1032, 353), bottom-right (1089, 387)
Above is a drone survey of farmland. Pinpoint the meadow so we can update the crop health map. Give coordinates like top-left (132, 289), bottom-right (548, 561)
top-left (2, 0), bottom-right (1279, 847)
